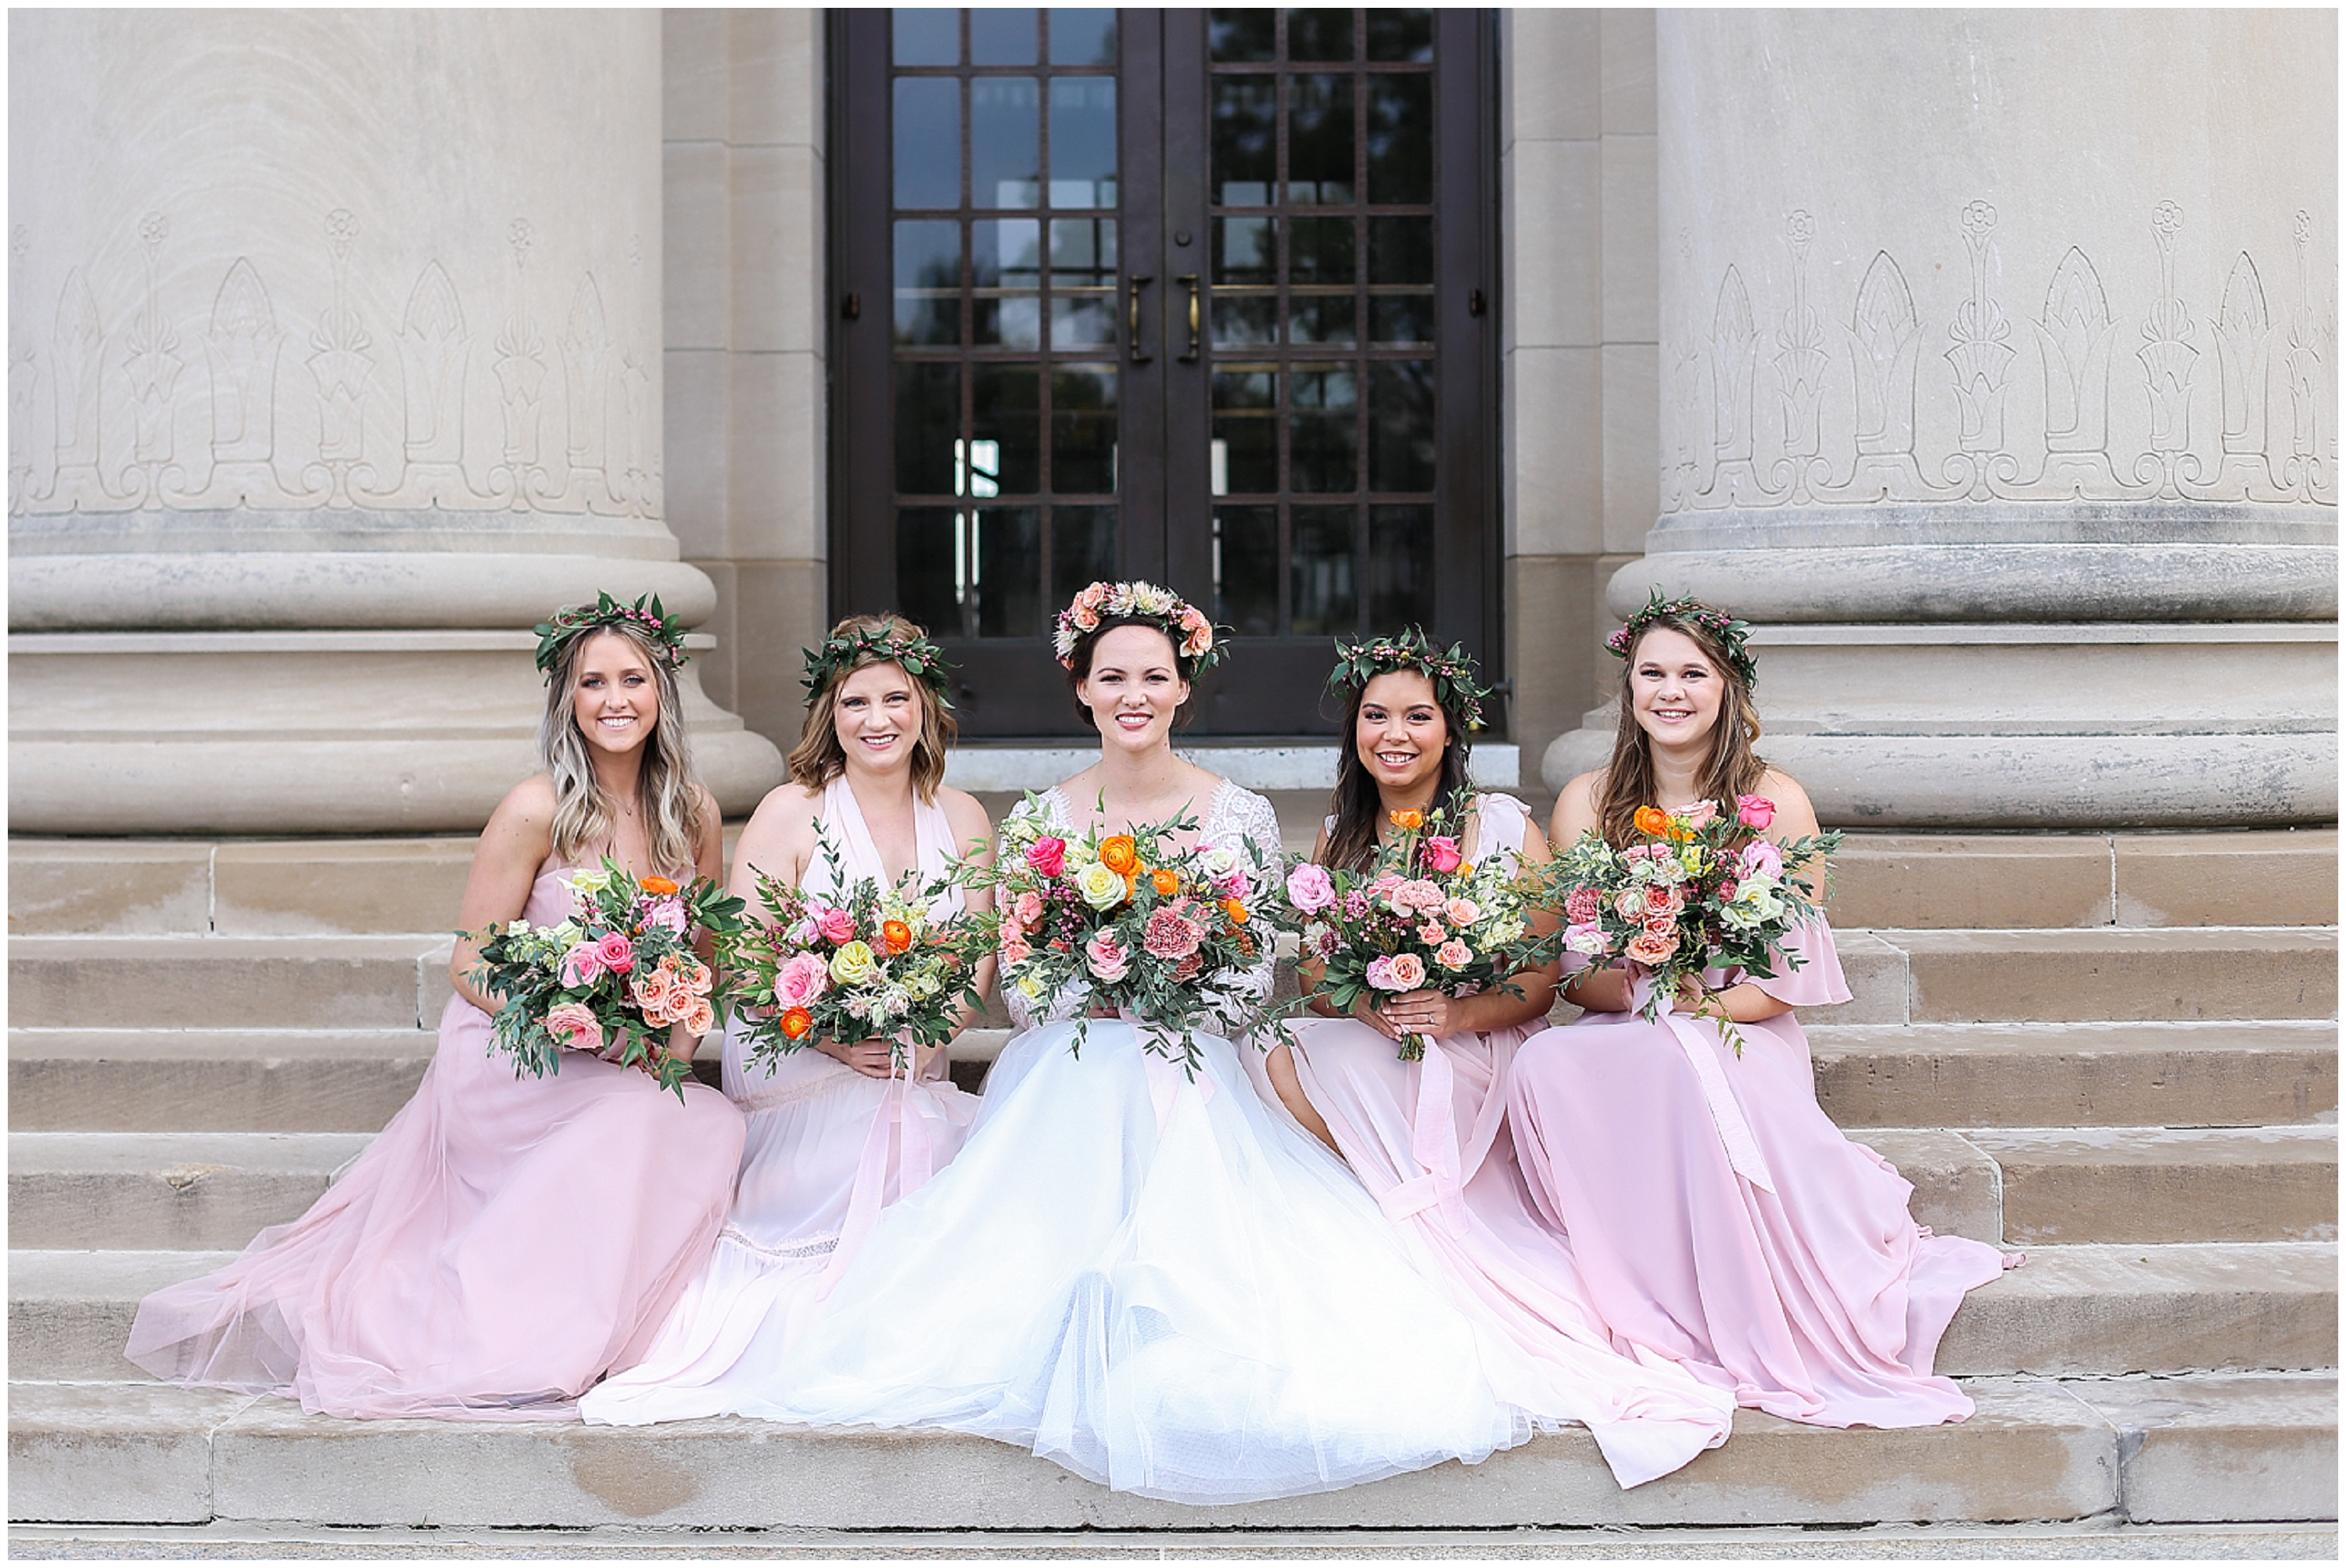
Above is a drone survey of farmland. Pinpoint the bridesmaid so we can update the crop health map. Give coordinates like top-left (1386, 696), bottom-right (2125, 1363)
top-left (582, 615), bottom-right (994, 1425)
top-left (1247, 629), bottom-right (1734, 1488)
top-left (127, 596), bottom-right (745, 1418)
top-left (1508, 593), bottom-right (2014, 1429)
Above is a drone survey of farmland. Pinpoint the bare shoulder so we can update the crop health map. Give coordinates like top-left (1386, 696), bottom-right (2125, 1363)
top-left (485, 773), bottom-right (559, 842)
top-left (936, 785), bottom-right (995, 858)
top-left (747, 778), bottom-right (825, 827)
top-left (1548, 770), bottom-right (1605, 842)
top-left (1756, 767), bottom-right (1821, 835)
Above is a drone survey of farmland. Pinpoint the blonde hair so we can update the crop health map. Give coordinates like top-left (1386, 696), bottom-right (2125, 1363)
top-left (786, 615), bottom-right (956, 802)
top-left (1594, 612), bottom-right (1767, 849)
top-left (538, 621), bottom-right (705, 876)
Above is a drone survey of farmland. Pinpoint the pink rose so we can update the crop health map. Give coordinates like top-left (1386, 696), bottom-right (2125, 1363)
top-left (813, 906), bottom-right (856, 945)
top-left (999, 930), bottom-right (1032, 967)
top-left (1444, 897), bottom-right (1482, 927)
top-left (1084, 930), bottom-right (1131, 983)
top-left (1073, 583), bottom-right (1107, 618)
top-left (1286, 863), bottom-right (1336, 914)
top-left (1435, 939), bottom-right (1473, 970)
top-left (595, 931), bottom-right (636, 974)
top-left (1612, 888), bottom-right (1648, 921)
top-left (1027, 837), bottom-right (1067, 878)
top-left (1643, 884), bottom-right (1687, 919)
top-left (640, 895), bottom-right (688, 935)
top-left (1422, 835), bottom-right (1463, 874)
top-left (1736, 794), bottom-right (1777, 831)
top-left (681, 997), bottom-right (717, 1037)
top-left (1211, 867), bottom-right (1254, 902)
top-left (1013, 889), bottom-right (1046, 931)
top-left (1418, 922), bottom-right (1448, 946)
top-left (773, 951), bottom-right (830, 1008)
top-left (544, 1002), bottom-right (604, 1054)
top-left (1740, 838), bottom-right (1784, 878)
top-left (673, 954), bottom-right (713, 996)
top-left (1681, 800), bottom-right (1720, 831)
top-left (1366, 951), bottom-right (1427, 991)
top-left (560, 941), bottom-right (606, 988)
top-left (1626, 926), bottom-right (1680, 964)
top-left (631, 966), bottom-right (675, 1015)
top-left (1564, 887), bottom-right (1602, 926)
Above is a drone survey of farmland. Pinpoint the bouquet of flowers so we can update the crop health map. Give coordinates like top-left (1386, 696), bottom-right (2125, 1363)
top-left (723, 830), bottom-right (996, 1076)
top-left (1545, 795), bottom-right (1841, 1054)
top-left (975, 793), bottom-right (1285, 1075)
top-left (464, 859), bottom-right (745, 1102)
top-left (1283, 808), bottom-right (1555, 1061)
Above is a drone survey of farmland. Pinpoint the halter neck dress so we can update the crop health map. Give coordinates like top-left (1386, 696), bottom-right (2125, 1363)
top-left (582, 776), bottom-right (980, 1425)
top-left (127, 854), bottom-right (745, 1419)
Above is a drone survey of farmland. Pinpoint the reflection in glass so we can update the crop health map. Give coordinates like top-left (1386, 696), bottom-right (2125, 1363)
top-left (1368, 361), bottom-right (1436, 492)
top-left (973, 507), bottom-right (1042, 637)
top-left (1288, 295), bottom-right (1356, 346)
top-left (1210, 77), bottom-right (1275, 206)
top-left (1368, 505), bottom-right (1436, 627)
top-left (1368, 216), bottom-right (1434, 285)
top-left (1367, 77), bottom-right (1433, 205)
top-left (972, 364), bottom-right (1041, 492)
top-left (972, 219), bottom-right (1041, 348)
top-left (1291, 505), bottom-right (1358, 636)
top-left (1052, 506), bottom-right (1119, 607)
top-left (1211, 216), bottom-right (1275, 285)
top-left (1049, 296), bottom-right (1114, 348)
top-left (1290, 365), bottom-right (1358, 492)
top-left (1213, 506), bottom-right (1279, 636)
top-left (1049, 8), bottom-right (1118, 66)
top-left (1211, 368), bottom-right (1279, 493)
top-left (1288, 216), bottom-right (1356, 283)
top-left (894, 362), bottom-right (960, 494)
top-left (1366, 9), bottom-right (1435, 63)
top-left (897, 508), bottom-right (961, 633)
top-left (894, 78), bottom-right (961, 210)
top-left (1286, 9), bottom-right (1354, 62)
top-left (1207, 9), bottom-right (1275, 63)
top-left (971, 77), bottom-right (1041, 208)
top-left (1052, 364), bottom-right (1119, 493)
top-left (970, 8), bottom-right (1038, 66)
top-left (1288, 75), bottom-right (1354, 205)
top-left (1050, 217), bottom-right (1117, 346)
top-left (892, 9), bottom-right (958, 67)
top-left (1048, 77), bottom-right (1117, 208)
top-left (1368, 295), bottom-right (1436, 346)
top-left (892, 220), bottom-right (962, 346)
top-left (1210, 293), bottom-right (1278, 348)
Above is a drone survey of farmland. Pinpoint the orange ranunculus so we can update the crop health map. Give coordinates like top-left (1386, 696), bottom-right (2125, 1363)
top-left (881, 919), bottom-right (913, 955)
top-left (1222, 899), bottom-right (1250, 925)
top-left (1662, 816), bottom-right (1696, 843)
top-left (1100, 835), bottom-right (1139, 875)
top-left (1390, 809), bottom-right (1425, 832)
top-left (780, 1006), bottom-right (813, 1040)
top-left (1632, 806), bottom-right (1671, 838)
top-left (1150, 868), bottom-right (1181, 897)
top-left (640, 875), bottom-right (680, 896)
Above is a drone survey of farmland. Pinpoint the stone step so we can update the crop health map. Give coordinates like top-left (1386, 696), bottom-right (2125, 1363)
top-left (15, 1242), bottom-right (2330, 1387)
top-left (1806, 1020), bottom-right (2339, 1128)
top-left (9, 1029), bottom-right (438, 1132)
top-left (1964, 1125), bottom-right (2340, 1246)
top-left (1849, 927), bottom-right (2338, 1027)
top-left (7, 1132), bottom-right (373, 1251)
top-left (8, 935), bottom-right (457, 1031)
top-left (6, 1372), bottom-right (2333, 1527)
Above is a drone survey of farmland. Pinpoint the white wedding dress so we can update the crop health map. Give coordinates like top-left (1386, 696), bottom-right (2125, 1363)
top-left (581, 777), bottom-right (979, 1426)
top-left (755, 780), bottom-right (1537, 1504)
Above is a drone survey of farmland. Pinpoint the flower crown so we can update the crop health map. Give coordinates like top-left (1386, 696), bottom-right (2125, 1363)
top-left (801, 621), bottom-right (955, 707)
top-left (1052, 579), bottom-right (1225, 674)
top-left (533, 592), bottom-right (689, 682)
top-left (1326, 626), bottom-right (1492, 733)
top-left (1606, 588), bottom-right (1759, 689)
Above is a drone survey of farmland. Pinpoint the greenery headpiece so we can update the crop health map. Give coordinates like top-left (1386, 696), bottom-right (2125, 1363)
top-left (533, 592), bottom-right (688, 683)
top-left (1053, 579), bottom-right (1225, 674)
top-left (1606, 589), bottom-right (1759, 689)
top-left (801, 621), bottom-right (955, 707)
top-left (1326, 626), bottom-right (1491, 733)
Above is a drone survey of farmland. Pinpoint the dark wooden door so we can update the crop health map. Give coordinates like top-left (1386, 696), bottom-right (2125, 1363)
top-left (830, 8), bottom-right (1498, 738)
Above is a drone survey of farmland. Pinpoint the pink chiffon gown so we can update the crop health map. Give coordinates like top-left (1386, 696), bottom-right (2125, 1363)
top-left (579, 777), bottom-right (979, 1425)
top-left (1243, 795), bottom-right (1736, 1489)
top-left (125, 859), bottom-right (746, 1419)
top-left (1507, 920), bottom-right (2013, 1429)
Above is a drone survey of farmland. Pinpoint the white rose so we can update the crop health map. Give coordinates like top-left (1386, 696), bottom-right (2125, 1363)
top-left (1197, 845), bottom-right (1241, 880)
top-left (1076, 860), bottom-right (1128, 910)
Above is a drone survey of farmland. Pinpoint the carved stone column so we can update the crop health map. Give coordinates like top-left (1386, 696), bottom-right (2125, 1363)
top-left (9, 9), bottom-right (783, 833)
top-left (1546, 9), bottom-right (2337, 827)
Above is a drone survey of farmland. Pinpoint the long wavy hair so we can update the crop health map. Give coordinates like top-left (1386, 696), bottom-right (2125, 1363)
top-left (1594, 609), bottom-right (1766, 849)
top-left (786, 614), bottom-right (957, 802)
top-left (538, 621), bottom-right (705, 877)
top-left (1322, 671), bottom-right (1476, 875)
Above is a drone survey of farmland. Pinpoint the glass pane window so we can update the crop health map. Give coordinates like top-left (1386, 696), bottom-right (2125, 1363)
top-left (1286, 74), bottom-right (1354, 205)
top-left (893, 78), bottom-right (961, 208)
top-left (969, 7), bottom-right (1037, 66)
top-left (893, 220), bottom-right (961, 345)
top-left (1052, 506), bottom-right (1119, 605)
top-left (1050, 364), bottom-right (1118, 494)
top-left (1049, 9), bottom-right (1117, 67)
top-left (972, 77), bottom-right (1041, 208)
top-left (1048, 77), bottom-right (1117, 208)
top-left (1210, 78), bottom-right (1276, 206)
top-left (1286, 9), bottom-right (1354, 63)
top-left (1368, 504), bottom-right (1435, 626)
top-left (1290, 504), bottom-right (1358, 636)
top-left (892, 9), bottom-right (959, 67)
top-left (1207, 9), bottom-right (1275, 63)
top-left (1213, 505), bottom-right (1280, 636)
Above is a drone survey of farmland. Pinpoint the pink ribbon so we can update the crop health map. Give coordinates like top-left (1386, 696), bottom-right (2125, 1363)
top-left (1630, 974), bottom-right (1777, 1193)
top-left (816, 1050), bottom-right (951, 1299)
top-left (1375, 1033), bottom-right (1469, 1233)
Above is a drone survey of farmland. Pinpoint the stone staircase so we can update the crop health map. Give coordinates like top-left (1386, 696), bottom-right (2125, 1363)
top-left (7, 827), bottom-right (2338, 1536)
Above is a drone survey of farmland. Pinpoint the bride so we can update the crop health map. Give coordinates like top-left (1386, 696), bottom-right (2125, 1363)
top-left (759, 582), bottom-right (1535, 1505)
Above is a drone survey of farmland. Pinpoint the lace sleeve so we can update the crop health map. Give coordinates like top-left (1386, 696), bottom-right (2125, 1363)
top-left (1203, 786), bottom-right (1285, 1020)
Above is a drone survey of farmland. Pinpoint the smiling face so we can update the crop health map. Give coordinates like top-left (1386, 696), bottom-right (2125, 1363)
top-left (1354, 669), bottom-right (1447, 798)
top-left (1075, 623), bottom-right (1189, 754)
top-left (1627, 626), bottom-right (1724, 752)
top-left (569, 631), bottom-right (660, 758)
top-left (831, 659), bottom-right (920, 778)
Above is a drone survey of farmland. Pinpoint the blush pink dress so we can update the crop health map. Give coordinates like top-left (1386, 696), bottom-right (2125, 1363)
top-left (580, 776), bottom-right (979, 1426)
top-left (1507, 919), bottom-right (2014, 1429)
top-left (1242, 795), bottom-right (1736, 1490)
top-left (125, 858), bottom-right (746, 1419)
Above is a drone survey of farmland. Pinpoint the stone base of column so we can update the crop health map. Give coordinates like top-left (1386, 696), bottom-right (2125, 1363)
top-left (1541, 623), bottom-right (2338, 829)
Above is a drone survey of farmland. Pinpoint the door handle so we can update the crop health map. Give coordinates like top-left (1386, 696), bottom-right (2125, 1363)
top-left (1175, 274), bottom-right (1201, 364)
top-left (1127, 275), bottom-right (1154, 364)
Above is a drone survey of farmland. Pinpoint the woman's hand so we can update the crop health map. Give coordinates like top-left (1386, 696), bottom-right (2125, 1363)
top-left (1376, 988), bottom-right (1464, 1039)
top-left (661, 1021), bottom-right (704, 1067)
top-left (816, 1035), bottom-right (901, 1078)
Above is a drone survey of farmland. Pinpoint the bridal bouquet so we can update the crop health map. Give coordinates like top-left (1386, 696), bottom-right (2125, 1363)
top-left (1284, 808), bottom-right (1555, 1061)
top-left (975, 793), bottom-right (1285, 1075)
top-left (1545, 795), bottom-right (1841, 1054)
top-left (724, 831), bottom-right (996, 1076)
top-left (464, 859), bottom-right (746, 1102)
